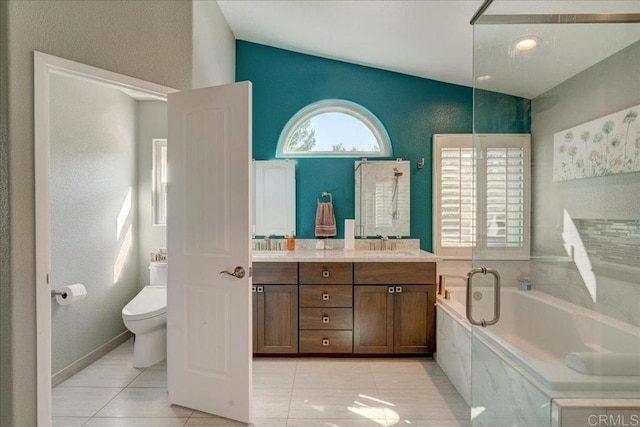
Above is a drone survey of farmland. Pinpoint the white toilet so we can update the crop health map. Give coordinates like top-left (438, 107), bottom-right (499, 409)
top-left (122, 262), bottom-right (167, 368)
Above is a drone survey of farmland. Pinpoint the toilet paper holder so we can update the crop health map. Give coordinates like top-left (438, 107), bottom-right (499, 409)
top-left (51, 283), bottom-right (88, 305)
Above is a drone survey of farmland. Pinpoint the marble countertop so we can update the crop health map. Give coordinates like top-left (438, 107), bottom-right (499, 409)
top-left (252, 249), bottom-right (441, 263)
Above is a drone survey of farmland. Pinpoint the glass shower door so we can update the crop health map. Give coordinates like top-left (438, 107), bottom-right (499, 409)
top-left (470, 2), bottom-right (640, 426)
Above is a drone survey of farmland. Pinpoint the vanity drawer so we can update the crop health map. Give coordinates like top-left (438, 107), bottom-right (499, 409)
top-left (253, 262), bottom-right (298, 285)
top-left (299, 262), bottom-right (352, 285)
top-left (299, 330), bottom-right (353, 353)
top-left (299, 285), bottom-right (352, 308)
top-left (354, 262), bottom-right (436, 285)
top-left (300, 308), bottom-right (353, 330)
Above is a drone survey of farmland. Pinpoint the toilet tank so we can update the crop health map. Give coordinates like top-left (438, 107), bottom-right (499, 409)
top-left (149, 262), bottom-right (167, 286)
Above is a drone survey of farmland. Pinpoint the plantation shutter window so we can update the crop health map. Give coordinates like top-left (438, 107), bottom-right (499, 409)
top-left (433, 134), bottom-right (530, 260)
top-left (440, 147), bottom-right (476, 249)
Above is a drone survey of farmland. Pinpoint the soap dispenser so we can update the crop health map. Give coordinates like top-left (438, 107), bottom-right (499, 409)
top-left (287, 232), bottom-right (296, 251)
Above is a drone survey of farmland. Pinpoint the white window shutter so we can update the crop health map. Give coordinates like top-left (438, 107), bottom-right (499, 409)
top-left (433, 134), bottom-right (530, 260)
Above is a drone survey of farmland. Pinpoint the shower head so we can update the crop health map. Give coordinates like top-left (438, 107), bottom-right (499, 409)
top-left (393, 167), bottom-right (403, 177)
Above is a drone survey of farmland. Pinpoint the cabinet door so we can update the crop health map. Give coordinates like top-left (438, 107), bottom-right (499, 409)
top-left (354, 286), bottom-right (394, 354)
top-left (256, 285), bottom-right (298, 353)
top-left (252, 288), bottom-right (258, 353)
top-left (253, 160), bottom-right (296, 236)
top-left (393, 285), bottom-right (435, 354)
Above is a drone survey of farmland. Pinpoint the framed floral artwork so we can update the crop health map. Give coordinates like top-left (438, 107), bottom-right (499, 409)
top-left (553, 104), bottom-right (639, 182)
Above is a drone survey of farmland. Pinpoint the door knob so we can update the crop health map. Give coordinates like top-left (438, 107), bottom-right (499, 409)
top-left (219, 266), bottom-right (246, 279)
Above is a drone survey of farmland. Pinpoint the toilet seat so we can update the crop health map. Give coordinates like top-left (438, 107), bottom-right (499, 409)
top-left (122, 286), bottom-right (166, 321)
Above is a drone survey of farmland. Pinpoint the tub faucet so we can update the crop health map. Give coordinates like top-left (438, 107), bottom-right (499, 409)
top-left (438, 274), bottom-right (467, 296)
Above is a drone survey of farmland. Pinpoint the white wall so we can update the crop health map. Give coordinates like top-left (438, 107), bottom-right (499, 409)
top-left (0, 1), bottom-right (10, 421)
top-left (137, 101), bottom-right (168, 286)
top-left (50, 73), bottom-right (139, 374)
top-left (3, 1), bottom-right (194, 423)
top-left (193, 0), bottom-right (236, 88)
top-left (3, 0), bottom-right (236, 421)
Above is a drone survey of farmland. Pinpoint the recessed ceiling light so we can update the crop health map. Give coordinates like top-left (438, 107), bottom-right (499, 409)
top-left (515, 36), bottom-right (541, 51)
top-left (477, 75), bottom-right (492, 82)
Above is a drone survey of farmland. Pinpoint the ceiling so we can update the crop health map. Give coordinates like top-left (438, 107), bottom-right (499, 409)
top-left (217, 1), bottom-right (640, 99)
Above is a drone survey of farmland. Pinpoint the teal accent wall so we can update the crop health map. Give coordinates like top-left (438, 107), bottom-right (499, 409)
top-left (237, 41), bottom-right (530, 250)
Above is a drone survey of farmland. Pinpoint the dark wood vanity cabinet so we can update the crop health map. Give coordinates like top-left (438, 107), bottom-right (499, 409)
top-left (354, 263), bottom-right (436, 354)
top-left (253, 260), bottom-right (436, 355)
top-left (253, 263), bottom-right (298, 354)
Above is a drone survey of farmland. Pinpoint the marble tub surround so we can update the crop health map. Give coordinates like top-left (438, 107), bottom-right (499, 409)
top-left (436, 285), bottom-right (640, 427)
top-left (442, 287), bottom-right (640, 392)
top-left (472, 337), bottom-right (551, 427)
top-left (436, 302), bottom-right (471, 405)
top-left (552, 399), bottom-right (640, 427)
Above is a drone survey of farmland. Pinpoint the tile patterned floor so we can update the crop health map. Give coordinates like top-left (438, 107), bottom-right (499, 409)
top-left (53, 340), bottom-right (470, 426)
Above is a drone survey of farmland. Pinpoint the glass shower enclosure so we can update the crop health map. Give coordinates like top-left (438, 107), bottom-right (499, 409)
top-left (469, 2), bottom-right (640, 426)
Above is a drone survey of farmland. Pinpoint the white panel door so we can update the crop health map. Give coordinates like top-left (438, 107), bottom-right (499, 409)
top-left (167, 82), bottom-right (252, 423)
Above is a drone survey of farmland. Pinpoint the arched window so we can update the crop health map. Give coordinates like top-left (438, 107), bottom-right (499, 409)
top-left (276, 99), bottom-right (392, 158)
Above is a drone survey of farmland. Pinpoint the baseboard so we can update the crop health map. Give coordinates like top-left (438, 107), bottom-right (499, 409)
top-left (52, 331), bottom-right (133, 387)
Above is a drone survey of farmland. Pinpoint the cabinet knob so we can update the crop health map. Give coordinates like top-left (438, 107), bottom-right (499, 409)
top-left (395, 286), bottom-right (403, 293)
top-left (322, 270), bottom-right (330, 278)
top-left (322, 315), bottom-right (330, 324)
top-left (322, 338), bottom-right (330, 346)
top-left (322, 292), bottom-right (330, 301)
top-left (388, 286), bottom-right (395, 293)
top-left (252, 286), bottom-right (256, 293)
top-left (257, 286), bottom-right (264, 293)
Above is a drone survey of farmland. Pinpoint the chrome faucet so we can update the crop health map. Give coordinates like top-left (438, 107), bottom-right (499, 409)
top-left (377, 234), bottom-right (388, 251)
top-left (264, 235), bottom-right (272, 251)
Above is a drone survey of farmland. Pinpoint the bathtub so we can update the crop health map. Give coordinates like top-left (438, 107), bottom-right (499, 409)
top-left (437, 286), bottom-right (640, 393)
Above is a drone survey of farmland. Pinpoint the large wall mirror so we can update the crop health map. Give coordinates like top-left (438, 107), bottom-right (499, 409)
top-left (355, 160), bottom-right (410, 237)
top-left (253, 160), bottom-right (296, 236)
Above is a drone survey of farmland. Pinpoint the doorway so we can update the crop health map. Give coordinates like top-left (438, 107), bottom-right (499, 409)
top-left (34, 51), bottom-right (175, 426)
top-left (36, 52), bottom-right (254, 426)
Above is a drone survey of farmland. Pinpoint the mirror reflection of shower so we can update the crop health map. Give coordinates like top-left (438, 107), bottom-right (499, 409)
top-left (354, 160), bottom-right (410, 237)
top-left (392, 167), bottom-right (403, 220)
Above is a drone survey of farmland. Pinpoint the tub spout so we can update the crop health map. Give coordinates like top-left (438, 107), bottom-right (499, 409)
top-left (438, 274), bottom-right (467, 296)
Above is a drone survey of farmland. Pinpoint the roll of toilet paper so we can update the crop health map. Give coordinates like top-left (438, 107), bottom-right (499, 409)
top-left (55, 284), bottom-right (87, 305)
top-left (344, 219), bottom-right (355, 251)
